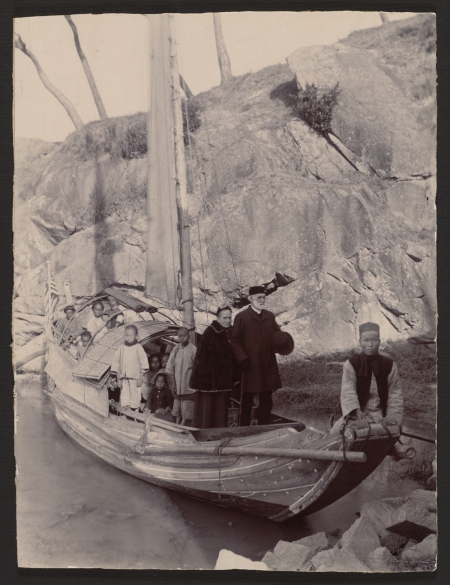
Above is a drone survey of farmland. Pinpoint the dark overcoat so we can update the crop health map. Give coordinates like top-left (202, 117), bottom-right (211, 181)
top-left (189, 321), bottom-right (238, 391)
top-left (230, 306), bottom-right (282, 394)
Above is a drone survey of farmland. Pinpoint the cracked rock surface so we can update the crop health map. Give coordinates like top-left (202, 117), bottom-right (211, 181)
top-left (14, 15), bottom-right (435, 357)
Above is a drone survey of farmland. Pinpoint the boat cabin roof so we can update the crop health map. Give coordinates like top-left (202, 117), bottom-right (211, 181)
top-left (103, 287), bottom-right (157, 313)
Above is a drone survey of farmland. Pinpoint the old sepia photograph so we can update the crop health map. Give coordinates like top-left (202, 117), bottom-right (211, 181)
top-left (13, 10), bottom-right (436, 571)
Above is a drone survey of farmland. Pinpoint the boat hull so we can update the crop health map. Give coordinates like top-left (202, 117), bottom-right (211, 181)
top-left (47, 378), bottom-right (399, 522)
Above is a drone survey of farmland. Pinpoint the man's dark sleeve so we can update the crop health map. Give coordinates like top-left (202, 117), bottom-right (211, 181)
top-left (272, 313), bottom-right (281, 333)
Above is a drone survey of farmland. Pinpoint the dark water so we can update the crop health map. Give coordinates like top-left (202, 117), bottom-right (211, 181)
top-left (15, 376), bottom-right (432, 569)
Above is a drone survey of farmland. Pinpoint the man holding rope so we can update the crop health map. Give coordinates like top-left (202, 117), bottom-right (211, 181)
top-left (231, 286), bottom-right (294, 426)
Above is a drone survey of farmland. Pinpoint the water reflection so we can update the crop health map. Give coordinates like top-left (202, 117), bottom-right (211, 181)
top-left (15, 376), bottom-right (426, 569)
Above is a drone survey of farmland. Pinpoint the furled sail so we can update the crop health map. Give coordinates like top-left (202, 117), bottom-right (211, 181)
top-left (145, 13), bottom-right (181, 308)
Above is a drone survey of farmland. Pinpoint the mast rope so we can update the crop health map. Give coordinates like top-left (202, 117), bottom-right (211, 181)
top-left (177, 48), bottom-right (211, 324)
top-left (174, 19), bottom-right (240, 291)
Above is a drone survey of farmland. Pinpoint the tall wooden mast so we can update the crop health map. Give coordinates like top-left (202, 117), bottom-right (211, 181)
top-left (168, 15), bottom-right (196, 342)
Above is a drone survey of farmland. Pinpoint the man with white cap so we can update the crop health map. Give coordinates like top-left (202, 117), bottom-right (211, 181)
top-left (333, 321), bottom-right (403, 431)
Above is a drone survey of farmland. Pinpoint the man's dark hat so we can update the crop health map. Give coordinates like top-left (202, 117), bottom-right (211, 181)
top-left (249, 285), bottom-right (265, 296)
top-left (273, 331), bottom-right (295, 355)
top-left (359, 322), bottom-right (380, 335)
top-left (64, 305), bottom-right (75, 313)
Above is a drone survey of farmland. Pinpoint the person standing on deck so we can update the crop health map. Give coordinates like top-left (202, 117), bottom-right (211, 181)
top-left (111, 324), bottom-right (148, 413)
top-left (165, 327), bottom-right (197, 426)
top-left (230, 286), bottom-right (283, 426)
top-left (331, 322), bottom-right (403, 432)
top-left (190, 306), bottom-right (238, 429)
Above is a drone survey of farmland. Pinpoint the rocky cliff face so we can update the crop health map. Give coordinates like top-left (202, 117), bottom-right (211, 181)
top-left (14, 15), bottom-right (436, 357)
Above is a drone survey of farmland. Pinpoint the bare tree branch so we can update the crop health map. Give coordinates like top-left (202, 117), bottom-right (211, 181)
top-left (65, 15), bottom-right (108, 120)
top-left (14, 33), bottom-right (84, 130)
top-left (379, 13), bottom-right (391, 24)
top-left (213, 13), bottom-right (232, 83)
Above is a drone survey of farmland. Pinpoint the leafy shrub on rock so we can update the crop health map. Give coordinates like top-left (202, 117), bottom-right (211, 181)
top-left (270, 79), bottom-right (340, 135)
top-left (294, 82), bottom-right (341, 135)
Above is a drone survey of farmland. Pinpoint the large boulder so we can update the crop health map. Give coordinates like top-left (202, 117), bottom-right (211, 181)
top-left (49, 217), bottom-right (147, 297)
top-left (14, 15), bottom-right (436, 358)
top-left (287, 42), bottom-right (434, 179)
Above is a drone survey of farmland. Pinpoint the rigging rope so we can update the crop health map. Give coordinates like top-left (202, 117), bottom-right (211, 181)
top-left (177, 59), bottom-right (211, 325)
top-left (174, 19), bottom-right (240, 290)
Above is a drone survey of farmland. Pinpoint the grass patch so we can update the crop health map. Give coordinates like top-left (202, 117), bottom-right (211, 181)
top-left (274, 341), bottom-right (436, 428)
top-left (390, 458), bottom-right (434, 484)
top-left (62, 98), bottom-right (203, 163)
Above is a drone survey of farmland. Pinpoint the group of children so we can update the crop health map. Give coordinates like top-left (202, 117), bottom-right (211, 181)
top-left (56, 296), bottom-right (144, 360)
top-left (108, 325), bottom-right (197, 425)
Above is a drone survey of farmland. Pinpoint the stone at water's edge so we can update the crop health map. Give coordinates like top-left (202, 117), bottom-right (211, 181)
top-left (401, 534), bottom-right (437, 563)
top-left (407, 489), bottom-right (437, 513)
top-left (293, 531), bottom-right (330, 555)
top-left (214, 550), bottom-right (269, 571)
top-left (312, 546), bottom-right (370, 572)
top-left (360, 497), bottom-right (408, 552)
top-left (262, 541), bottom-right (314, 571)
top-left (340, 516), bottom-right (380, 562)
top-left (388, 500), bottom-right (437, 535)
top-left (13, 15), bottom-right (436, 357)
top-left (365, 547), bottom-right (404, 572)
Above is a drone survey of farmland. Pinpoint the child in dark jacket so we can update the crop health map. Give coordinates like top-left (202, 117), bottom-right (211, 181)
top-left (145, 373), bottom-right (172, 414)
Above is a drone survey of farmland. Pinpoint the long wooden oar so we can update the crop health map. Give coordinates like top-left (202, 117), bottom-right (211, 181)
top-left (144, 445), bottom-right (367, 463)
top-left (401, 430), bottom-right (435, 444)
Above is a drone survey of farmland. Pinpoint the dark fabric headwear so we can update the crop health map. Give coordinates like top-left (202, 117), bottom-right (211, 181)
top-left (249, 286), bottom-right (265, 296)
top-left (64, 305), bottom-right (75, 313)
top-left (273, 331), bottom-right (295, 355)
top-left (216, 305), bottom-right (232, 317)
top-left (359, 322), bottom-right (380, 336)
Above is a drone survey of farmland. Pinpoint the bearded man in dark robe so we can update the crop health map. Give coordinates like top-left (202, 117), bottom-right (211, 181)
top-left (230, 286), bottom-right (283, 426)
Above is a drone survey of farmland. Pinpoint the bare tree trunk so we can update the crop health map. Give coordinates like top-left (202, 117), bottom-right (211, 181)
top-left (213, 13), bottom-right (232, 83)
top-left (14, 33), bottom-right (84, 130)
top-left (379, 12), bottom-right (391, 24)
top-left (179, 75), bottom-right (194, 99)
top-left (65, 15), bottom-right (108, 120)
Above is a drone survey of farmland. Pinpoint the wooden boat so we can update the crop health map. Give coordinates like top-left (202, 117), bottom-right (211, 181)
top-left (46, 313), bottom-right (400, 522)
top-left (44, 13), bottom-right (401, 522)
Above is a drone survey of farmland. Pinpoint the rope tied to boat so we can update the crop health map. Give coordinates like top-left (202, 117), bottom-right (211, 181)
top-left (340, 418), bottom-right (350, 462)
top-left (381, 420), bottom-right (399, 458)
top-left (340, 417), bottom-right (371, 462)
top-left (214, 437), bottom-right (232, 499)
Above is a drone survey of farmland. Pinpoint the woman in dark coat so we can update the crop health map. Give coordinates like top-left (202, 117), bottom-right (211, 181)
top-left (190, 306), bottom-right (238, 429)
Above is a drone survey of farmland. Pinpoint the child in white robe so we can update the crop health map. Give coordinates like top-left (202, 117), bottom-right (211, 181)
top-left (111, 325), bottom-right (148, 412)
